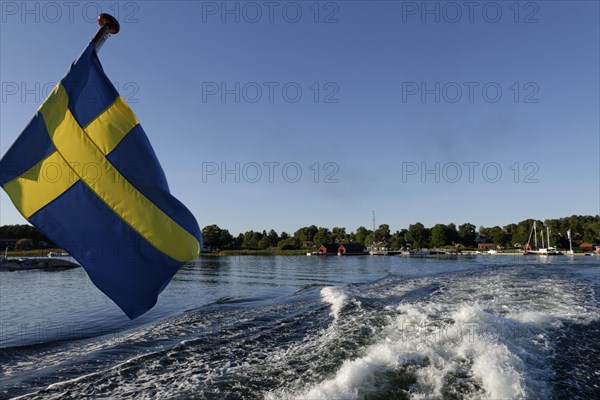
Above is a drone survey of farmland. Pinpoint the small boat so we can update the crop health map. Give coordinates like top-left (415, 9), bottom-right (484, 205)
top-left (369, 248), bottom-right (389, 256)
top-left (48, 251), bottom-right (70, 257)
top-left (526, 248), bottom-right (562, 256)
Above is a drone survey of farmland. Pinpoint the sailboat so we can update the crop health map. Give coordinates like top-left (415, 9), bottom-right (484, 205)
top-left (524, 221), bottom-right (562, 255)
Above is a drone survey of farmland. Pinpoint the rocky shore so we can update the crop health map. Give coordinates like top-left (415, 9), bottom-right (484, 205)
top-left (0, 257), bottom-right (80, 271)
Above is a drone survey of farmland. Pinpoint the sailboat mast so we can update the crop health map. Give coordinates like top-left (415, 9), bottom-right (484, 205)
top-left (534, 221), bottom-right (538, 248)
top-left (569, 233), bottom-right (573, 253)
top-left (547, 227), bottom-right (551, 248)
top-left (372, 210), bottom-right (376, 246)
top-left (541, 225), bottom-right (545, 248)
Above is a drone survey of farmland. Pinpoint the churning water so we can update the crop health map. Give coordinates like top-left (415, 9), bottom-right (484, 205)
top-left (1, 255), bottom-right (598, 399)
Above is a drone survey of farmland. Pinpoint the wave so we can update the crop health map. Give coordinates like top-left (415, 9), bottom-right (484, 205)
top-left (320, 286), bottom-right (354, 321)
top-left (3, 264), bottom-right (598, 399)
top-left (269, 267), bottom-right (600, 399)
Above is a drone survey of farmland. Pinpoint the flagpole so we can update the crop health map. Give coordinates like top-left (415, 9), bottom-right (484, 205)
top-left (92, 13), bottom-right (120, 51)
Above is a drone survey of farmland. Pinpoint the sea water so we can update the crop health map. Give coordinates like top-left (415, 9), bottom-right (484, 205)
top-left (1, 255), bottom-right (598, 399)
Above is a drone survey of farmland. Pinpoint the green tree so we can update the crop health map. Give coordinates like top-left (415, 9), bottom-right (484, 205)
top-left (511, 219), bottom-right (534, 246)
top-left (390, 230), bottom-right (406, 249)
top-left (457, 223), bottom-right (477, 247)
top-left (364, 233), bottom-right (374, 247)
top-left (542, 219), bottom-right (569, 248)
top-left (431, 224), bottom-right (451, 247)
top-left (242, 231), bottom-right (262, 249)
top-left (374, 224), bottom-right (391, 243)
top-left (278, 237), bottom-right (302, 250)
top-left (489, 226), bottom-right (511, 247)
top-left (478, 226), bottom-right (491, 238)
top-left (406, 222), bottom-right (430, 249)
top-left (201, 225), bottom-right (234, 250)
top-left (201, 225), bottom-right (220, 249)
top-left (347, 231), bottom-right (357, 243)
top-left (354, 226), bottom-right (371, 246)
top-left (258, 236), bottom-right (270, 249)
top-left (267, 229), bottom-right (280, 246)
top-left (313, 228), bottom-right (333, 246)
top-left (234, 233), bottom-right (244, 248)
top-left (331, 227), bottom-right (347, 242)
top-left (15, 238), bottom-right (33, 250)
top-left (447, 223), bottom-right (458, 244)
top-left (582, 223), bottom-right (600, 243)
top-left (565, 215), bottom-right (584, 240)
top-left (294, 225), bottom-right (318, 242)
top-left (504, 223), bottom-right (517, 245)
top-left (0, 224), bottom-right (52, 247)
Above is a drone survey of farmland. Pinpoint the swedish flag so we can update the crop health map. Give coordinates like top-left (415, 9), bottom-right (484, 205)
top-left (0, 43), bottom-right (201, 319)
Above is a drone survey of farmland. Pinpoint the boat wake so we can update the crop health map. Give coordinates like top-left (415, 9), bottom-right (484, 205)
top-left (268, 268), bottom-right (600, 400)
top-left (2, 265), bottom-right (599, 399)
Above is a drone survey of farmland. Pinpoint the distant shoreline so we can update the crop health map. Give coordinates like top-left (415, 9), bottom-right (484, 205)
top-left (3, 250), bottom-right (596, 263)
top-left (199, 250), bottom-right (598, 257)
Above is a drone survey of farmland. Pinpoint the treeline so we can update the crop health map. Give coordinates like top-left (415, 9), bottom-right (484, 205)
top-left (0, 224), bottom-right (54, 249)
top-left (2, 215), bottom-right (598, 252)
top-left (202, 215), bottom-right (600, 251)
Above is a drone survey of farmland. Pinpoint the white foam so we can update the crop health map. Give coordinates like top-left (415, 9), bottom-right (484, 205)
top-left (278, 270), bottom-right (597, 400)
top-left (320, 286), bottom-right (350, 321)
top-left (279, 302), bottom-right (533, 399)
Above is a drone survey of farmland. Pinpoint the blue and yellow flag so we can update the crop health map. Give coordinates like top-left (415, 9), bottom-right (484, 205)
top-left (0, 43), bottom-right (201, 319)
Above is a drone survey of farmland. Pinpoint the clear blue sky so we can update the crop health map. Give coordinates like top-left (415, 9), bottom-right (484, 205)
top-left (1, 1), bottom-right (599, 235)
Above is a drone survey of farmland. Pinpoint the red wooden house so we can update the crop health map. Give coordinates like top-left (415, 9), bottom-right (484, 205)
top-left (338, 243), bottom-right (365, 255)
